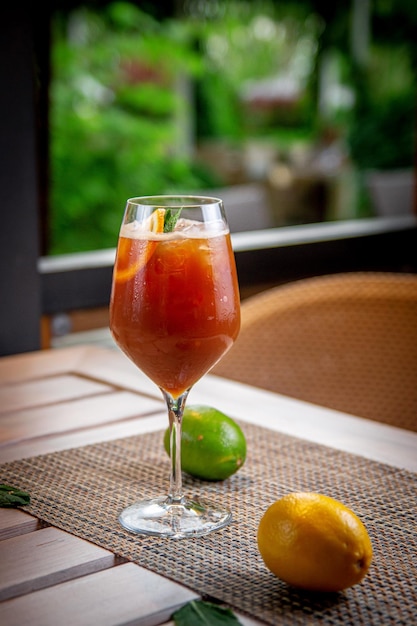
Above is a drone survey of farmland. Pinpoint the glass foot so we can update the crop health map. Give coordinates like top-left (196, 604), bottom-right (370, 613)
top-left (119, 495), bottom-right (232, 538)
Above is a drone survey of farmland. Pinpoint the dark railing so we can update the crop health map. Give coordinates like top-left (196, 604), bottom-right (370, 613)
top-left (39, 215), bottom-right (417, 317)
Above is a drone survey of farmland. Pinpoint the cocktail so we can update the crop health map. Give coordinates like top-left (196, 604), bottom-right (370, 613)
top-left (109, 196), bottom-right (240, 538)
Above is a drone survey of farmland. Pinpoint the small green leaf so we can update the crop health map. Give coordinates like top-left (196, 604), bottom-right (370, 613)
top-left (0, 484), bottom-right (31, 508)
top-left (172, 600), bottom-right (243, 626)
top-left (163, 207), bottom-right (182, 233)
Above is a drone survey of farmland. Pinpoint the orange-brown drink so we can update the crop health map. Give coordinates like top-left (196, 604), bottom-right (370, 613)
top-left (110, 214), bottom-right (240, 398)
top-left (109, 196), bottom-right (240, 538)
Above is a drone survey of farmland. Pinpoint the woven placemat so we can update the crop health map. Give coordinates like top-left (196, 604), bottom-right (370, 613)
top-left (1, 423), bottom-right (416, 625)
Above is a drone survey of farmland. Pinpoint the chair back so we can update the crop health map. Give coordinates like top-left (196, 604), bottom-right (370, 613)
top-left (212, 272), bottom-right (417, 431)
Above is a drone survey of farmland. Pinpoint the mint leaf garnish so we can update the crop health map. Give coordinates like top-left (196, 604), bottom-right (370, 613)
top-left (172, 600), bottom-right (243, 625)
top-left (163, 208), bottom-right (182, 233)
top-left (0, 484), bottom-right (31, 508)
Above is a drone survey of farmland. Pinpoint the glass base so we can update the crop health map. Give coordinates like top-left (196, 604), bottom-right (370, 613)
top-left (119, 495), bottom-right (232, 539)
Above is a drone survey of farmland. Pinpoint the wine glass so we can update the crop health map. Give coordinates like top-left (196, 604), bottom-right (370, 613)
top-left (109, 195), bottom-right (240, 538)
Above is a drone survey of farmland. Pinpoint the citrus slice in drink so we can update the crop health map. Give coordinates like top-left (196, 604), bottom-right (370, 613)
top-left (114, 208), bottom-right (165, 283)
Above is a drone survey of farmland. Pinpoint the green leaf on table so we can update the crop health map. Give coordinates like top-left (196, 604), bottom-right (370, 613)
top-left (0, 484), bottom-right (31, 508)
top-left (163, 208), bottom-right (182, 233)
top-left (172, 600), bottom-right (243, 625)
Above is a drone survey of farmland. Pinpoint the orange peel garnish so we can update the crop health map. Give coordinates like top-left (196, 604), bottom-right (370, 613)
top-left (114, 208), bottom-right (165, 283)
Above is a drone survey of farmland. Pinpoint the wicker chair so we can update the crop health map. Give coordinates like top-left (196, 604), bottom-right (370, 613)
top-left (212, 272), bottom-right (417, 432)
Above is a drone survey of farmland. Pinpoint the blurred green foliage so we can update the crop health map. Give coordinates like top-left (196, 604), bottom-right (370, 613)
top-left (49, 1), bottom-right (321, 254)
top-left (49, 2), bottom-right (219, 254)
top-left (347, 45), bottom-right (416, 171)
top-left (49, 0), bottom-right (417, 254)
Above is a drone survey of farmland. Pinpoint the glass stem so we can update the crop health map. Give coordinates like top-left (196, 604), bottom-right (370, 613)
top-left (162, 389), bottom-right (189, 504)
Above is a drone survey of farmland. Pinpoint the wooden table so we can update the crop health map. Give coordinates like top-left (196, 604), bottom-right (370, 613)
top-left (1, 345), bottom-right (416, 626)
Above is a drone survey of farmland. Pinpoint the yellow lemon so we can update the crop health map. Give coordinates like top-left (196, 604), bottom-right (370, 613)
top-left (163, 405), bottom-right (246, 481)
top-left (257, 492), bottom-right (373, 592)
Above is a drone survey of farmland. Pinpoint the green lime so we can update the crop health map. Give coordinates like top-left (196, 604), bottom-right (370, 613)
top-left (163, 404), bottom-right (247, 481)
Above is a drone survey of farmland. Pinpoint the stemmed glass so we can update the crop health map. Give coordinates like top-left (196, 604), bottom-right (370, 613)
top-left (109, 196), bottom-right (240, 538)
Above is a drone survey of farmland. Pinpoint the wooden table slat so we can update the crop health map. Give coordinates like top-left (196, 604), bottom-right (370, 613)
top-left (0, 374), bottom-right (113, 414)
top-left (0, 414), bottom-right (167, 463)
top-left (0, 562), bottom-right (199, 626)
top-left (0, 526), bottom-right (118, 601)
top-left (0, 390), bottom-right (162, 447)
top-left (0, 509), bottom-right (41, 541)
top-left (0, 346), bottom-right (89, 385)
